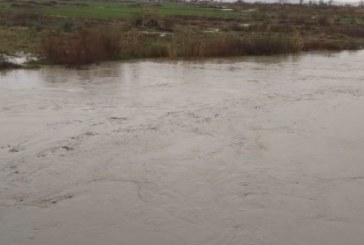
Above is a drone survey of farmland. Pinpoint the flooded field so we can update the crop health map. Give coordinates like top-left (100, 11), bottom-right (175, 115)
top-left (1, 51), bottom-right (364, 245)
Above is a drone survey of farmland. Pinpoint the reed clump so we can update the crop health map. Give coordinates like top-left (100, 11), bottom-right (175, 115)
top-left (40, 25), bottom-right (304, 65)
top-left (241, 33), bottom-right (303, 55)
top-left (40, 26), bottom-right (122, 66)
top-left (162, 32), bottom-right (303, 58)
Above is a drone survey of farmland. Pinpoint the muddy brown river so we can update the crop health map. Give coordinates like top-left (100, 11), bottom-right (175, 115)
top-left (1, 51), bottom-right (364, 245)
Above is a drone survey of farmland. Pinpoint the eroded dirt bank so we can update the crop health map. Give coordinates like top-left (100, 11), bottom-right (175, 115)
top-left (1, 51), bottom-right (364, 245)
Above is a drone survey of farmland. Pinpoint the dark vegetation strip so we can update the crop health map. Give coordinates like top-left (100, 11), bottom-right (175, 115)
top-left (40, 27), bottom-right (303, 66)
top-left (0, 0), bottom-right (364, 67)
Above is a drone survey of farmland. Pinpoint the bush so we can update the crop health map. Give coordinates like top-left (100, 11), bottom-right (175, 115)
top-left (318, 15), bottom-right (334, 25)
top-left (40, 26), bottom-right (122, 66)
top-left (144, 42), bottom-right (175, 58)
top-left (40, 26), bottom-right (305, 65)
top-left (147, 32), bottom-right (303, 58)
top-left (174, 34), bottom-right (242, 58)
top-left (241, 33), bottom-right (303, 55)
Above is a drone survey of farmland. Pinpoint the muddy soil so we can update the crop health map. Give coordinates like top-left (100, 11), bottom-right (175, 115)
top-left (1, 51), bottom-right (364, 245)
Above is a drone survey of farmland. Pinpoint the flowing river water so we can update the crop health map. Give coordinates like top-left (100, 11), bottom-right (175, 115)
top-left (0, 51), bottom-right (364, 245)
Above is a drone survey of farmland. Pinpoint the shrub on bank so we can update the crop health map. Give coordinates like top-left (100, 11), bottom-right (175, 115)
top-left (40, 26), bottom-right (122, 66)
top-left (172, 33), bottom-right (242, 58)
top-left (241, 33), bottom-right (303, 55)
top-left (40, 25), bottom-right (304, 65)
top-left (173, 32), bottom-right (303, 57)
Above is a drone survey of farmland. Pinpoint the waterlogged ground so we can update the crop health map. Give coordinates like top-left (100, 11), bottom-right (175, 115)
top-left (1, 51), bottom-right (364, 245)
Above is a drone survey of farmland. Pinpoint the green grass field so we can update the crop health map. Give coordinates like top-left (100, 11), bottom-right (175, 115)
top-left (0, 2), bottom-right (246, 19)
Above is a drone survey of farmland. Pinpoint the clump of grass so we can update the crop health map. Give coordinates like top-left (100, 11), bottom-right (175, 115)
top-left (173, 33), bottom-right (242, 58)
top-left (120, 29), bottom-right (148, 58)
top-left (171, 31), bottom-right (303, 58)
top-left (241, 33), bottom-right (303, 55)
top-left (317, 14), bottom-right (334, 26)
top-left (40, 25), bottom-right (305, 65)
top-left (143, 41), bottom-right (176, 58)
top-left (141, 31), bottom-right (303, 59)
top-left (40, 25), bottom-right (122, 66)
top-left (0, 27), bottom-right (40, 55)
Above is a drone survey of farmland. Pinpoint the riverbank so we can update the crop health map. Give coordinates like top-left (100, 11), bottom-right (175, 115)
top-left (0, 1), bottom-right (363, 67)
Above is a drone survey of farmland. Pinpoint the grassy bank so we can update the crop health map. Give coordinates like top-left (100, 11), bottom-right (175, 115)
top-left (0, 0), bottom-right (363, 67)
top-left (40, 27), bottom-right (303, 66)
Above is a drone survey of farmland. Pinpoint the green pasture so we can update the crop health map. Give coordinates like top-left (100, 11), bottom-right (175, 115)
top-left (0, 1), bottom-right (246, 19)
